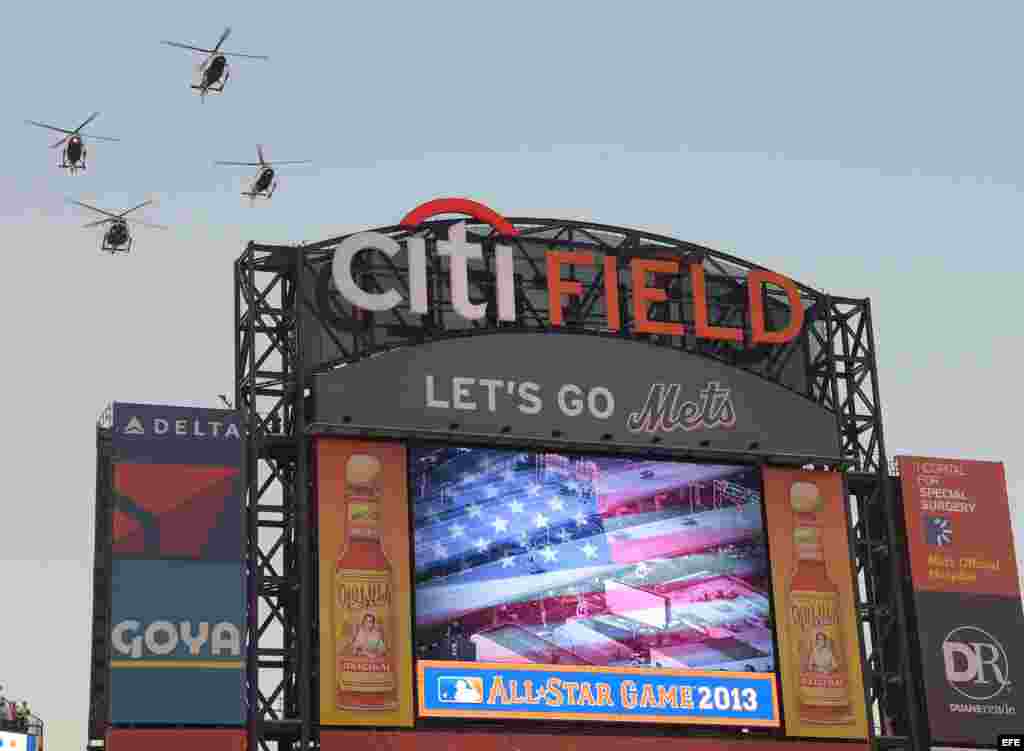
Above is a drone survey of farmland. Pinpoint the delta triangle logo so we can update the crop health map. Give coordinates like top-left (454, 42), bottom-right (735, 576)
top-left (124, 416), bottom-right (145, 435)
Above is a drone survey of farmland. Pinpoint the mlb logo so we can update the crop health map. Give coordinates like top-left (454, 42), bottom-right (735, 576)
top-left (925, 516), bottom-right (953, 546)
top-left (438, 676), bottom-right (484, 704)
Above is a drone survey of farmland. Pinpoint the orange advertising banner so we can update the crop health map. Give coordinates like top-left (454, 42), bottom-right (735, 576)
top-left (897, 457), bottom-right (1019, 597)
top-left (763, 467), bottom-right (868, 740)
top-left (317, 438), bottom-right (414, 727)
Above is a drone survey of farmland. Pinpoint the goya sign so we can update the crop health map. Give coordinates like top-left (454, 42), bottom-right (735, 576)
top-left (329, 198), bottom-right (805, 344)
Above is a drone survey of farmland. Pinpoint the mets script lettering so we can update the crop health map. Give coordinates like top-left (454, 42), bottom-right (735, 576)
top-left (626, 382), bottom-right (736, 433)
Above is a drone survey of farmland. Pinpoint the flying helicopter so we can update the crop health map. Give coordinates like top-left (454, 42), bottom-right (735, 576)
top-left (24, 112), bottom-right (120, 174)
top-left (214, 145), bottom-right (311, 204)
top-left (68, 199), bottom-right (168, 254)
top-left (161, 27), bottom-right (268, 101)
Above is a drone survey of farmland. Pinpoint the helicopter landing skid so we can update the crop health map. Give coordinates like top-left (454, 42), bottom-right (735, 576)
top-left (242, 184), bottom-right (275, 200)
top-left (101, 239), bottom-right (132, 254)
top-left (192, 81), bottom-right (226, 95)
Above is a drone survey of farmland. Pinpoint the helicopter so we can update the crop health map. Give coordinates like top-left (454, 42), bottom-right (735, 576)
top-left (68, 199), bottom-right (168, 253)
top-left (214, 145), bottom-right (311, 204)
top-left (161, 27), bottom-right (268, 101)
top-left (25, 112), bottom-right (120, 174)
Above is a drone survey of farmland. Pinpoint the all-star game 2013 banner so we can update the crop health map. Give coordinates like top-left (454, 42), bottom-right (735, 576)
top-left (898, 456), bottom-right (1024, 748)
top-left (109, 403), bottom-right (246, 726)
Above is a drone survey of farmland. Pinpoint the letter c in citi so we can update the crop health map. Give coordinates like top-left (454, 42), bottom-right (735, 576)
top-left (332, 232), bottom-right (404, 312)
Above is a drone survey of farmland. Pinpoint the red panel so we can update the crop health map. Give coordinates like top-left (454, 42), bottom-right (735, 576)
top-left (105, 728), bottom-right (245, 751)
top-left (898, 456), bottom-right (1020, 597)
top-left (114, 464), bottom-right (237, 517)
top-left (112, 464), bottom-right (239, 556)
top-left (321, 731), bottom-right (867, 751)
top-left (111, 511), bottom-right (144, 553)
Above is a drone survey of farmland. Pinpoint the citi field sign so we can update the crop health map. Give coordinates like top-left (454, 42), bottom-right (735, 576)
top-left (330, 198), bottom-right (805, 344)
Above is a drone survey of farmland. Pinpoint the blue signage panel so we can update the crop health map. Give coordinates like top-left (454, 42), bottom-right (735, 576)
top-left (108, 402), bottom-right (246, 726)
top-left (417, 661), bottom-right (779, 727)
top-left (109, 558), bottom-right (245, 724)
top-left (113, 402), bottom-right (243, 466)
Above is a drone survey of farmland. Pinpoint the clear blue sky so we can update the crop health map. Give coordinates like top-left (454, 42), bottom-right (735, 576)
top-left (1, 2), bottom-right (1022, 748)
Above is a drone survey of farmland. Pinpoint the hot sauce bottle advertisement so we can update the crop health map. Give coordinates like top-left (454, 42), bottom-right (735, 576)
top-left (763, 468), bottom-right (868, 740)
top-left (317, 438), bottom-right (414, 727)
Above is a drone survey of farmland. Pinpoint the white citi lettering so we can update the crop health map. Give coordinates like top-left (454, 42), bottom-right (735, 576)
top-left (330, 224), bottom-right (518, 322)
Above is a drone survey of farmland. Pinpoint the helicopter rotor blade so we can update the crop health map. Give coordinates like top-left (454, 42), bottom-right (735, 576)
top-left (83, 218), bottom-right (114, 229)
top-left (265, 160), bottom-right (312, 166)
top-left (220, 50), bottom-right (269, 60)
top-left (83, 134), bottom-right (121, 143)
top-left (161, 40), bottom-right (217, 54)
top-left (26, 120), bottom-right (75, 136)
top-left (126, 218), bottom-right (170, 230)
top-left (214, 161), bottom-right (261, 166)
top-left (51, 136), bottom-right (70, 149)
top-left (118, 200), bottom-right (155, 218)
top-left (257, 144), bottom-right (266, 166)
top-left (72, 112), bottom-right (100, 135)
top-left (214, 26), bottom-right (232, 52)
top-left (67, 199), bottom-right (121, 219)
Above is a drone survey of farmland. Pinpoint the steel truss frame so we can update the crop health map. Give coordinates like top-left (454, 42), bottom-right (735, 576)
top-left (233, 218), bottom-right (927, 751)
top-left (89, 412), bottom-right (114, 746)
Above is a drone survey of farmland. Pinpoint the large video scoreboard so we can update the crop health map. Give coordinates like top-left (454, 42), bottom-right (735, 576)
top-left (315, 439), bottom-right (868, 739)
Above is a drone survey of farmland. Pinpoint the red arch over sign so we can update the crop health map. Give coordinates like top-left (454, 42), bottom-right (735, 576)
top-left (400, 198), bottom-right (519, 236)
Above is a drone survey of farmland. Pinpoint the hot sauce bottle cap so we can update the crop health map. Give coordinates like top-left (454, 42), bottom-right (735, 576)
top-left (792, 481), bottom-right (825, 557)
top-left (790, 481), bottom-right (823, 514)
top-left (346, 454), bottom-right (382, 491)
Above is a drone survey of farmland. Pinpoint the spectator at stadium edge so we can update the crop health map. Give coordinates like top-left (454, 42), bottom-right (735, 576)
top-left (2, 696), bottom-right (16, 729)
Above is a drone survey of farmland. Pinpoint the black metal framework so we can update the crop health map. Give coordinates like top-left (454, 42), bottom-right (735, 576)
top-left (88, 410), bottom-right (114, 745)
top-left (228, 215), bottom-right (926, 751)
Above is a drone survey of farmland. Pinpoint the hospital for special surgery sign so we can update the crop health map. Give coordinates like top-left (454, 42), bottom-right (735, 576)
top-left (898, 456), bottom-right (1024, 748)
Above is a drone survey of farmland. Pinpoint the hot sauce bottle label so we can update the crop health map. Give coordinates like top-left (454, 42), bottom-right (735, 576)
top-left (791, 589), bottom-right (850, 710)
top-left (335, 568), bottom-right (395, 694)
top-left (348, 501), bottom-right (380, 537)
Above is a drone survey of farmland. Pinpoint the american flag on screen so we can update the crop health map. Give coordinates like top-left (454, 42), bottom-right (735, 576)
top-left (411, 447), bottom-right (769, 646)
